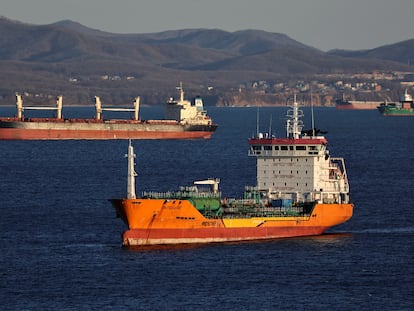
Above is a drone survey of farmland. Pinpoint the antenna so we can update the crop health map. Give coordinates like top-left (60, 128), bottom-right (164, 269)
top-left (286, 94), bottom-right (304, 139)
top-left (310, 89), bottom-right (315, 137)
top-left (256, 106), bottom-right (260, 137)
top-left (268, 114), bottom-right (272, 137)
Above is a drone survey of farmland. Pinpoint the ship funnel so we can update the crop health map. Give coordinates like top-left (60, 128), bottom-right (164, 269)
top-left (126, 140), bottom-right (137, 199)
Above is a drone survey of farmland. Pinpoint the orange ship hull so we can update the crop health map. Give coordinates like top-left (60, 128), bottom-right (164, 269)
top-left (110, 198), bottom-right (353, 246)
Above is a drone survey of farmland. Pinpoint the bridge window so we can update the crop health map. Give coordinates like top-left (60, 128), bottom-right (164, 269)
top-left (296, 146), bottom-right (306, 150)
top-left (274, 146), bottom-right (279, 150)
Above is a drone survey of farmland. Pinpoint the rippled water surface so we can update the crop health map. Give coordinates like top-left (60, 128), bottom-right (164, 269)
top-left (0, 107), bottom-right (413, 310)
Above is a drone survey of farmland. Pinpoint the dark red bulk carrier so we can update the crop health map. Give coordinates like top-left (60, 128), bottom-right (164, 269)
top-left (0, 84), bottom-right (217, 140)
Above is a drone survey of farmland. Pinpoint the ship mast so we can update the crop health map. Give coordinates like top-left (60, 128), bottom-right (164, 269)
top-left (56, 96), bottom-right (63, 119)
top-left (310, 88), bottom-right (315, 137)
top-left (286, 94), bottom-right (304, 139)
top-left (126, 140), bottom-right (137, 199)
top-left (179, 82), bottom-right (184, 102)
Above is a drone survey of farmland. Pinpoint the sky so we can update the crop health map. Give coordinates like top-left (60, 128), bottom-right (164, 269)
top-left (2, 0), bottom-right (413, 51)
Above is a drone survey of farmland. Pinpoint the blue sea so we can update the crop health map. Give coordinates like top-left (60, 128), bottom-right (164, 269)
top-left (0, 106), bottom-right (413, 310)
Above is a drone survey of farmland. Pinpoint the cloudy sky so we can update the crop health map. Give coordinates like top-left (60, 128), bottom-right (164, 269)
top-left (2, 0), bottom-right (413, 51)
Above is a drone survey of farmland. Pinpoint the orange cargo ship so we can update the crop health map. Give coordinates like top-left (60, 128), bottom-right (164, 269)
top-left (0, 84), bottom-right (217, 140)
top-left (110, 97), bottom-right (353, 246)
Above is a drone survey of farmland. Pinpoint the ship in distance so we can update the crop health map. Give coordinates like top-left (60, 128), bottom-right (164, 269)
top-left (335, 94), bottom-right (381, 110)
top-left (0, 84), bottom-right (217, 140)
top-left (377, 89), bottom-right (414, 116)
top-left (110, 96), bottom-right (353, 246)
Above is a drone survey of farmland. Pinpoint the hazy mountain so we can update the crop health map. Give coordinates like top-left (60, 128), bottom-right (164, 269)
top-left (0, 17), bottom-right (412, 105)
top-left (327, 39), bottom-right (414, 65)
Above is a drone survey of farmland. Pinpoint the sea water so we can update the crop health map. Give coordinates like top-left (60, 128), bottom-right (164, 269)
top-left (0, 107), bottom-right (413, 310)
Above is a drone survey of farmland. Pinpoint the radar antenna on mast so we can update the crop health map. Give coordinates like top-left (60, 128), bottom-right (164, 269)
top-left (286, 94), bottom-right (304, 139)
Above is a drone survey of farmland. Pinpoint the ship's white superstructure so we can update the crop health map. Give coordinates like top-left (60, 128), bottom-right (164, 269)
top-left (248, 96), bottom-right (350, 205)
top-left (165, 83), bottom-right (212, 125)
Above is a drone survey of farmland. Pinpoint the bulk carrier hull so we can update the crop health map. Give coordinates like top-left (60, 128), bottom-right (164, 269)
top-left (110, 198), bottom-right (353, 246)
top-left (1, 86), bottom-right (217, 140)
top-left (336, 100), bottom-right (381, 110)
top-left (0, 118), bottom-right (216, 140)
